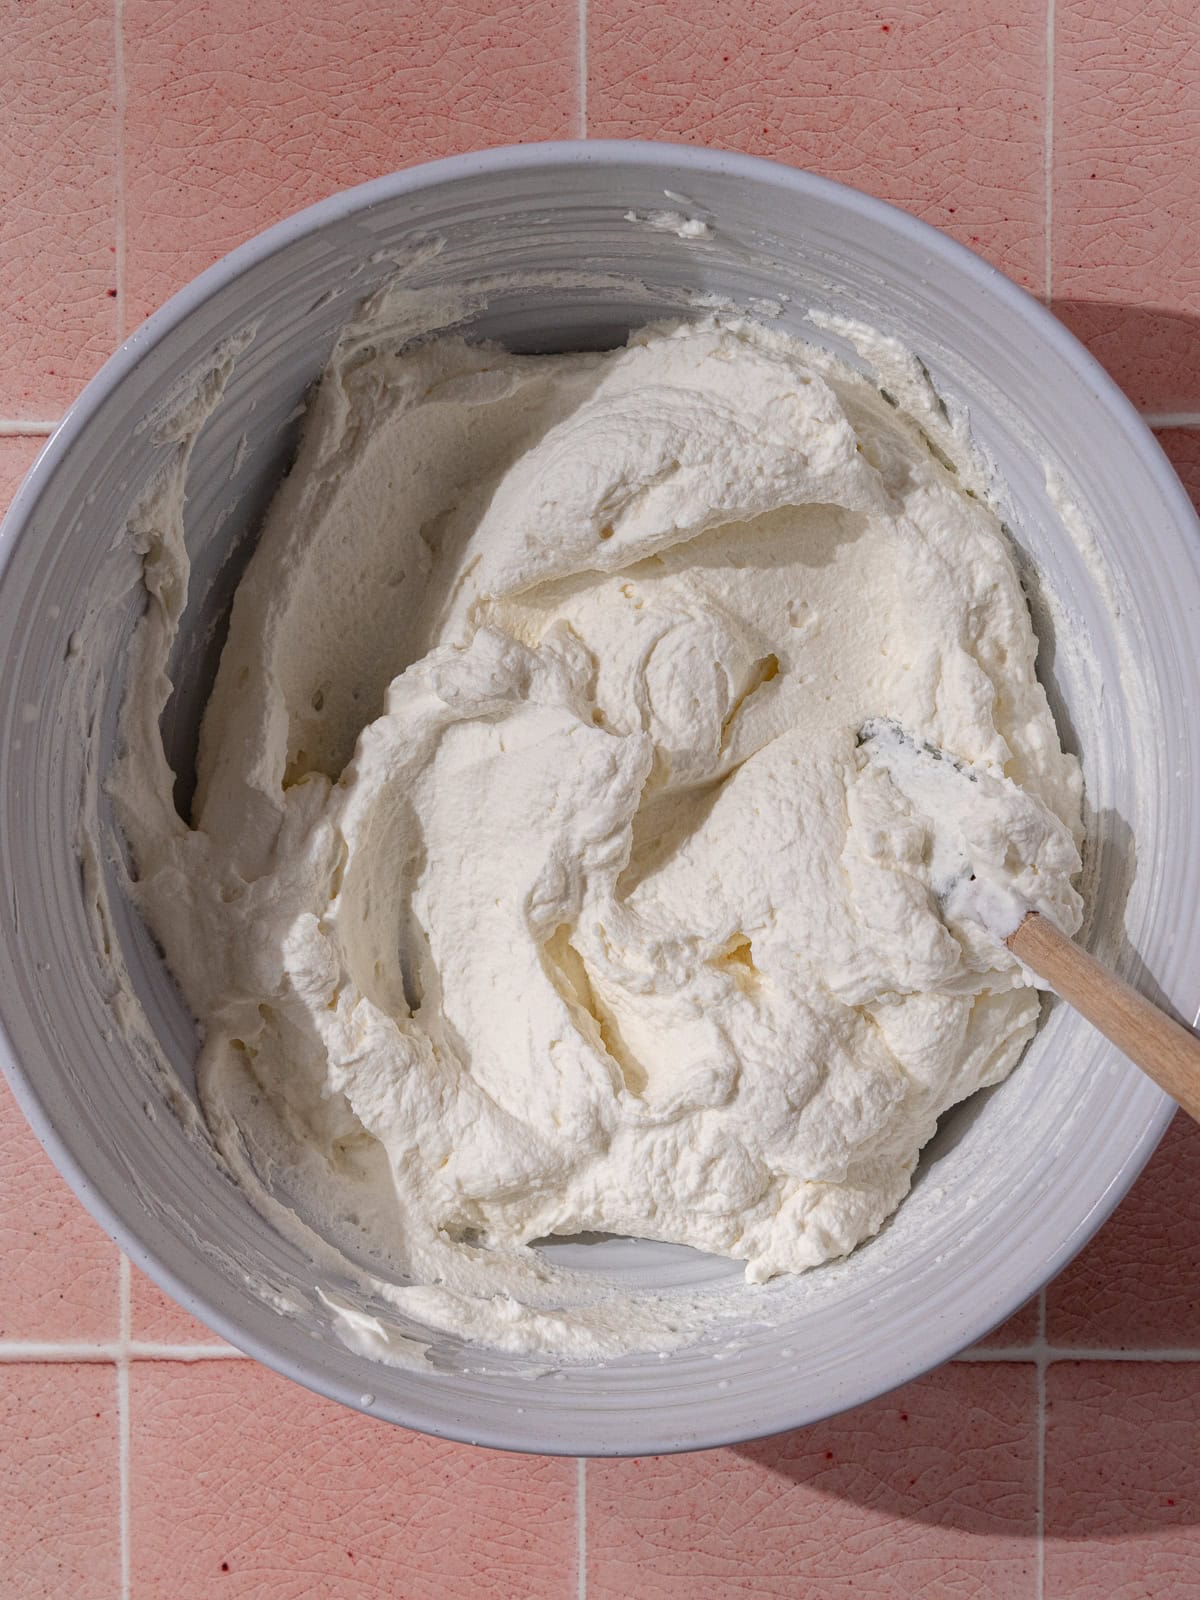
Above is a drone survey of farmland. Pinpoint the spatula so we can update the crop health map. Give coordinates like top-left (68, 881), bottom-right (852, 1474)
top-left (859, 718), bottom-right (1200, 1122)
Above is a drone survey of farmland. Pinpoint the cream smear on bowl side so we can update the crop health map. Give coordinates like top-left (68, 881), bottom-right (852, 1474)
top-left (108, 282), bottom-right (1085, 1365)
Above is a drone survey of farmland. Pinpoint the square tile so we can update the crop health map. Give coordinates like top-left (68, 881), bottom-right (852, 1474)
top-left (1046, 1113), bottom-right (1200, 1350)
top-left (1045, 1361), bottom-right (1200, 1596)
top-left (588, 0), bottom-right (1047, 290)
top-left (0, 1363), bottom-right (119, 1598)
top-left (0, 437), bottom-right (44, 514)
top-left (0, 0), bottom-right (117, 418)
top-left (1156, 428), bottom-right (1200, 516)
top-left (588, 1363), bottom-right (1037, 1598)
top-left (123, 0), bottom-right (577, 327)
top-left (0, 1076), bottom-right (119, 1342)
top-left (1053, 0), bottom-right (1200, 410)
top-left (973, 1295), bottom-right (1041, 1350)
top-left (129, 1361), bottom-right (575, 1598)
top-left (129, 1262), bottom-right (229, 1346)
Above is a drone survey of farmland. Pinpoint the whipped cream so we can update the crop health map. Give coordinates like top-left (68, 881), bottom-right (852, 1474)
top-left (114, 310), bottom-right (1084, 1359)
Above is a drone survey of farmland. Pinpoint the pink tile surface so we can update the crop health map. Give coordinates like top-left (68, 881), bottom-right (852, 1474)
top-left (1047, 1113), bottom-right (1200, 1350)
top-left (129, 1361), bottom-right (575, 1599)
top-left (1045, 1361), bottom-right (1200, 1597)
top-left (130, 1263), bottom-right (226, 1345)
top-left (588, 0), bottom-right (1047, 290)
top-left (1053, 0), bottom-right (1200, 410)
top-left (1157, 427), bottom-right (1200, 515)
top-left (0, 1076), bottom-right (118, 1343)
top-left (588, 1364), bottom-right (1037, 1599)
top-left (0, 437), bottom-right (43, 512)
top-left (0, 0), bottom-right (117, 419)
top-left (974, 1295), bottom-right (1041, 1350)
top-left (122, 0), bottom-right (577, 326)
top-left (0, 1363), bottom-right (119, 1598)
top-left (6, 2), bottom-right (1200, 1592)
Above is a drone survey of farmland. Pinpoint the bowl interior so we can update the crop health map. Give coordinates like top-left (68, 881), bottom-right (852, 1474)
top-left (1, 145), bottom-right (1195, 1455)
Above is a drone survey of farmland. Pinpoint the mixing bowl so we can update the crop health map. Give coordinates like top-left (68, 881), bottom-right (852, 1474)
top-left (1, 142), bottom-right (1198, 1456)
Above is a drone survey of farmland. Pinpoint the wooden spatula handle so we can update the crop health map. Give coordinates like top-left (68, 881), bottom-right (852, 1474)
top-left (1007, 911), bottom-right (1200, 1123)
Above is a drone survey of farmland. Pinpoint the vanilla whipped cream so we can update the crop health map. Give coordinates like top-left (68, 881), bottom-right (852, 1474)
top-left (114, 309), bottom-right (1084, 1359)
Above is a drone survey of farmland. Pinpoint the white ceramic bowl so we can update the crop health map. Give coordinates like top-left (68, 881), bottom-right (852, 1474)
top-left (2, 143), bottom-right (1198, 1456)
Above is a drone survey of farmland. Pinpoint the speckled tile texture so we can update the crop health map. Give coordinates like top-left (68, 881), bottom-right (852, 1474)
top-left (129, 1363), bottom-right (575, 1598)
top-left (1045, 1362), bottom-right (1200, 1596)
top-left (1051, 0), bottom-right (1200, 412)
top-left (1, 0), bottom-right (1199, 1592)
top-left (588, 0), bottom-right (1049, 291)
top-left (0, 0), bottom-right (119, 418)
top-left (0, 1364), bottom-right (120, 1597)
top-left (588, 1364), bottom-right (1038, 1599)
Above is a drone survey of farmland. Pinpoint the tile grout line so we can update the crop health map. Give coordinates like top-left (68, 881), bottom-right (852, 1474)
top-left (118, 1255), bottom-right (131, 1600)
top-left (0, 1341), bottom-right (243, 1361)
top-left (113, 0), bottom-right (128, 341)
top-left (1042, 0), bottom-right (1054, 308)
top-left (0, 0), bottom-right (1181, 1571)
top-left (128, 1341), bottom-right (244, 1359)
top-left (576, 1457), bottom-right (587, 1599)
top-left (1142, 412), bottom-right (1200, 427)
top-left (576, 0), bottom-right (587, 137)
top-left (1036, 1290), bottom-right (1047, 1600)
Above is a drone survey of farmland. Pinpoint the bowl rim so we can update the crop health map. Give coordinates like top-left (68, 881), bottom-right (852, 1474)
top-left (0, 138), bottom-right (1192, 1455)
